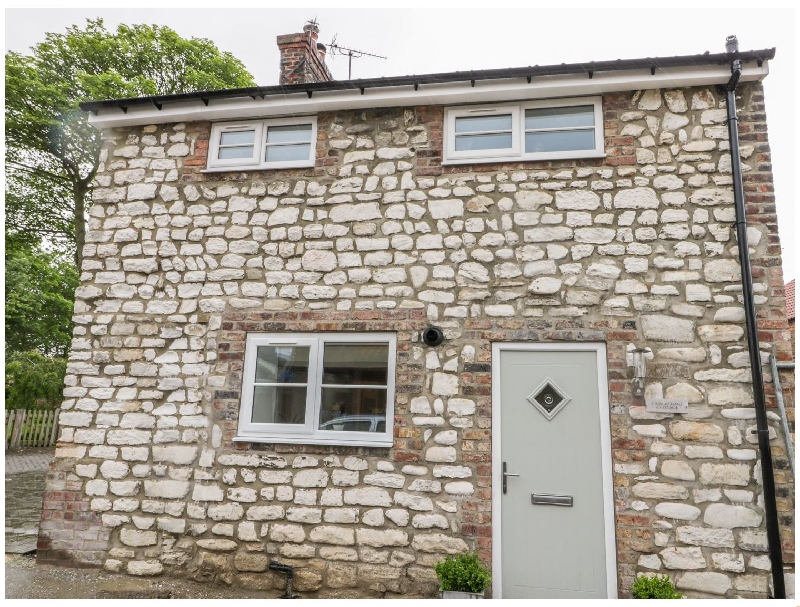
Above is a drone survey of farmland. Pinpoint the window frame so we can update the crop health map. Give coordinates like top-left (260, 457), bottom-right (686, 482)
top-left (443, 96), bottom-right (604, 165)
top-left (206, 116), bottom-right (317, 171)
top-left (236, 332), bottom-right (396, 447)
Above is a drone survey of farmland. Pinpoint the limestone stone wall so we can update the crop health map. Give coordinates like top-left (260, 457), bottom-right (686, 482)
top-left (39, 83), bottom-right (794, 598)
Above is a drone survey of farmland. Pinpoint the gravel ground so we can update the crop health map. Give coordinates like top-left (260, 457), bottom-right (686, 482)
top-left (4, 553), bottom-right (283, 599)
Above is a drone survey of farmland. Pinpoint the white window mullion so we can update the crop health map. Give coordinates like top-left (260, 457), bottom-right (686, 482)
top-left (311, 338), bottom-right (324, 435)
top-left (259, 120), bottom-right (270, 167)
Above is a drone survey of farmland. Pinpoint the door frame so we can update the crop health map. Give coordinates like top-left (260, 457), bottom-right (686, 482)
top-left (490, 342), bottom-right (618, 599)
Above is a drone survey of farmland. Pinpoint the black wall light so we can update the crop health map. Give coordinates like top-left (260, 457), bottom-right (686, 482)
top-left (421, 326), bottom-right (444, 347)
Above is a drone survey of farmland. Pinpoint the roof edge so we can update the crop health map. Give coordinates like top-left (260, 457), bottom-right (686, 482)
top-left (79, 48), bottom-right (775, 113)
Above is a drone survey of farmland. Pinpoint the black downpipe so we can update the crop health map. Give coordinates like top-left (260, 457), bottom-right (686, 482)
top-left (724, 38), bottom-right (785, 599)
top-left (269, 562), bottom-right (298, 598)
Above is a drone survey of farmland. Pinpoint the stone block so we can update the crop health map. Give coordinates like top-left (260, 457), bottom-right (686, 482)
top-left (394, 492), bottom-right (433, 511)
top-left (364, 472), bottom-right (405, 489)
top-left (343, 487), bottom-right (392, 507)
top-left (309, 526), bottom-right (355, 546)
top-left (425, 446), bottom-right (457, 463)
top-left (319, 546), bottom-right (359, 561)
top-left (737, 530), bottom-right (768, 552)
top-left (269, 524), bottom-right (306, 543)
top-left (411, 514), bottom-right (449, 530)
top-left (234, 552), bottom-right (268, 572)
top-left (699, 463), bottom-right (751, 486)
top-left (661, 460), bottom-right (695, 481)
top-left (293, 469), bottom-right (329, 488)
top-left (99, 461), bottom-right (130, 480)
top-left (660, 546), bottom-right (706, 570)
top-left (631, 483), bottom-right (689, 500)
top-left (613, 188), bottom-right (659, 209)
top-left (431, 373), bottom-right (459, 396)
top-left (207, 503), bottom-right (244, 521)
top-left (152, 445), bottom-right (197, 465)
top-left (676, 571), bottom-right (731, 595)
top-left (712, 552), bottom-right (745, 572)
top-left (411, 533), bottom-right (469, 554)
top-left (120, 528), bottom-right (157, 547)
top-left (642, 315), bottom-right (695, 343)
top-left (356, 528), bottom-right (409, 547)
top-left (193, 484), bottom-right (224, 502)
top-left (144, 480), bottom-right (189, 499)
top-left (326, 562), bottom-right (358, 588)
top-left (285, 507), bottom-right (322, 524)
top-left (670, 421), bottom-right (724, 443)
top-left (675, 525), bottom-right (734, 548)
top-left (703, 504), bottom-right (762, 528)
top-left (654, 503), bottom-right (701, 521)
top-left (127, 560), bottom-right (164, 576)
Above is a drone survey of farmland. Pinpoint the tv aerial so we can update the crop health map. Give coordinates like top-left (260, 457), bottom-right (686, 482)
top-left (327, 34), bottom-right (387, 80)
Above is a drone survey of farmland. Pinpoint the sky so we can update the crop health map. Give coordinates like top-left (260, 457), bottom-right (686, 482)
top-left (4, 4), bottom-right (797, 281)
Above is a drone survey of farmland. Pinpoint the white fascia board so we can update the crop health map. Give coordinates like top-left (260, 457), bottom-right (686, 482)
top-left (88, 62), bottom-right (768, 129)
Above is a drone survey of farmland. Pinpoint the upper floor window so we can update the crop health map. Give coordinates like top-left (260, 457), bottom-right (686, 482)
top-left (236, 332), bottom-right (396, 447)
top-left (206, 116), bottom-right (317, 171)
top-left (444, 96), bottom-right (604, 164)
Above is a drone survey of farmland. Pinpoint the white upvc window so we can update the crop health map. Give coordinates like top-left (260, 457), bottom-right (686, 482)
top-left (236, 333), bottom-right (396, 447)
top-left (444, 96), bottom-right (604, 164)
top-left (206, 116), bottom-right (317, 171)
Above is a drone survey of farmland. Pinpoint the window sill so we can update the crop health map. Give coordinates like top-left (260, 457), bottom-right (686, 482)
top-left (442, 150), bottom-right (606, 166)
top-left (201, 162), bottom-right (314, 174)
top-left (233, 435), bottom-right (394, 448)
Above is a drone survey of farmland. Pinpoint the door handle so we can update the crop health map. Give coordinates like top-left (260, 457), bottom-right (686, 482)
top-left (502, 461), bottom-right (519, 495)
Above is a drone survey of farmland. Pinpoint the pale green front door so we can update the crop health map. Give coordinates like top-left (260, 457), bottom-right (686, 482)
top-left (498, 347), bottom-right (612, 598)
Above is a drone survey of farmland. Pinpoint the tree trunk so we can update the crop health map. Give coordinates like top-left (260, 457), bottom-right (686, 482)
top-left (73, 183), bottom-right (87, 270)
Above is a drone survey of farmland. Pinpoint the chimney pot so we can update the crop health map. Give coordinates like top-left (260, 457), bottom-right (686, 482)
top-left (303, 22), bottom-right (320, 42)
top-left (725, 35), bottom-right (739, 54)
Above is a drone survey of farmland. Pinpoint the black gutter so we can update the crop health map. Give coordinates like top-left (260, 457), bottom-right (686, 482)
top-left (723, 36), bottom-right (785, 599)
top-left (79, 47), bottom-right (775, 114)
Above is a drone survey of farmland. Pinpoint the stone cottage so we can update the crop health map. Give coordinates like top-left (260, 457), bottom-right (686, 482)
top-left (39, 25), bottom-right (795, 598)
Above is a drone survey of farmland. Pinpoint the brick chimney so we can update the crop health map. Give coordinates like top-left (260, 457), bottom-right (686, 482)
top-left (277, 23), bottom-right (333, 86)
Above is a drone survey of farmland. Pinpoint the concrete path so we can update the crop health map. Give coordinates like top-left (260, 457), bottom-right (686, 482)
top-left (5, 448), bottom-right (54, 554)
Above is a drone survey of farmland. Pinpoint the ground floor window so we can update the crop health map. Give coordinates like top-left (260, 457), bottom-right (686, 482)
top-left (236, 332), bottom-right (396, 447)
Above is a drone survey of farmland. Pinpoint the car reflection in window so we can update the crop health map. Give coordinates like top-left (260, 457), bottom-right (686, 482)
top-left (318, 415), bottom-right (385, 433)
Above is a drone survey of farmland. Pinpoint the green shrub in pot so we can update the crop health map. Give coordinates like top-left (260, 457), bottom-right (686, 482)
top-left (632, 574), bottom-right (682, 599)
top-left (436, 552), bottom-right (492, 598)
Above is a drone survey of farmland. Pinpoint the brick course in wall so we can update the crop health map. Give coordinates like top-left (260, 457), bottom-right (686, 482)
top-left (39, 83), bottom-right (794, 598)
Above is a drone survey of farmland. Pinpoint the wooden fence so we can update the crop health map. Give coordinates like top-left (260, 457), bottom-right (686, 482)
top-left (5, 408), bottom-right (60, 450)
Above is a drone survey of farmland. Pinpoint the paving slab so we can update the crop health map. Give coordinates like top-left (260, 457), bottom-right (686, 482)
top-left (5, 448), bottom-right (54, 474)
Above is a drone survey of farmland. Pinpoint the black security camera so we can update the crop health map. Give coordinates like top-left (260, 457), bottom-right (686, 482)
top-left (422, 326), bottom-right (444, 347)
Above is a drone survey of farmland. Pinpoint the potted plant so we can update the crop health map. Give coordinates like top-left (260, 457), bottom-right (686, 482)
top-left (435, 552), bottom-right (492, 599)
top-left (632, 574), bottom-right (682, 599)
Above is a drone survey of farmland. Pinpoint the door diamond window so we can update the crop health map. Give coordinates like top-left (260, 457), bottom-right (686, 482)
top-left (527, 377), bottom-right (571, 420)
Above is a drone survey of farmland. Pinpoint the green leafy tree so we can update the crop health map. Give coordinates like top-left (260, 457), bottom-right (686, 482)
top-left (5, 351), bottom-right (68, 410)
top-left (5, 18), bottom-right (255, 268)
top-left (5, 242), bottom-right (79, 358)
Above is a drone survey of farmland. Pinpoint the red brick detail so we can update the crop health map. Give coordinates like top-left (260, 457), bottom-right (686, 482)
top-left (277, 25), bottom-right (332, 86)
top-left (37, 466), bottom-right (110, 567)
